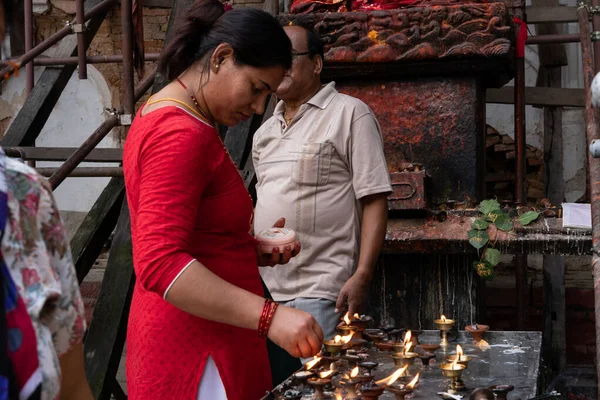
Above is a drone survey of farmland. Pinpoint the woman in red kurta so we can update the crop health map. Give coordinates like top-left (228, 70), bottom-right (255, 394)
top-left (122, 1), bottom-right (323, 399)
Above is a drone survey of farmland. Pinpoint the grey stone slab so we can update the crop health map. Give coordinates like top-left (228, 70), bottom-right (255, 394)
top-left (269, 330), bottom-right (542, 400)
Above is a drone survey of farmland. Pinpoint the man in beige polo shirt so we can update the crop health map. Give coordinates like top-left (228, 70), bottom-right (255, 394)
top-left (253, 24), bottom-right (391, 340)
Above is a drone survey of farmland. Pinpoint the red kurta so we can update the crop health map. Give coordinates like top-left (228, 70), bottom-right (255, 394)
top-left (123, 105), bottom-right (272, 399)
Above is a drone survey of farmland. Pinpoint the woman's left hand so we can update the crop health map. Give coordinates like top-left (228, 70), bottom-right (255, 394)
top-left (257, 218), bottom-right (301, 267)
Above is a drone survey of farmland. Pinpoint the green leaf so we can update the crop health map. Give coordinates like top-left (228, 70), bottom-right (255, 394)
top-left (478, 199), bottom-right (501, 215)
top-left (483, 210), bottom-right (503, 223)
top-left (518, 211), bottom-right (540, 226)
top-left (468, 229), bottom-right (489, 250)
top-left (473, 260), bottom-right (495, 281)
top-left (471, 219), bottom-right (489, 230)
top-left (484, 248), bottom-right (501, 266)
top-left (494, 213), bottom-right (514, 232)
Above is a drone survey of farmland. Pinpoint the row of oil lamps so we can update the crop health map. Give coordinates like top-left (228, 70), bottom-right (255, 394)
top-left (284, 313), bottom-right (498, 399)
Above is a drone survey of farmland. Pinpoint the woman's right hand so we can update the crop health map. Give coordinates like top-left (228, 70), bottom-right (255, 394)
top-left (267, 305), bottom-right (324, 359)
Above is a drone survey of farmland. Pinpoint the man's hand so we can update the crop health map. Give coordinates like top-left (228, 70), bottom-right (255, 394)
top-left (335, 272), bottom-right (370, 315)
top-left (257, 218), bottom-right (301, 267)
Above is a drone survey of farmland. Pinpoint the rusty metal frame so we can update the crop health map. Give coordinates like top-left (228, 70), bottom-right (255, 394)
top-left (76, 0), bottom-right (88, 79)
top-left (0, 0), bottom-right (118, 83)
top-left (578, 3), bottom-right (600, 395)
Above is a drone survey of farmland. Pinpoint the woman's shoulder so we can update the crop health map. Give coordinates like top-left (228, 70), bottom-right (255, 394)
top-left (130, 105), bottom-right (218, 146)
top-left (5, 157), bottom-right (46, 201)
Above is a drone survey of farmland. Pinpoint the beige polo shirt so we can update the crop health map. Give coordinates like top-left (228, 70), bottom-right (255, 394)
top-left (253, 82), bottom-right (392, 302)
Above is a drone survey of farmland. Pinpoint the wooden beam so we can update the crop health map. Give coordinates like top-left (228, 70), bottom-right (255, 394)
top-left (5, 147), bottom-right (122, 162)
top-left (487, 87), bottom-right (585, 107)
top-left (83, 2), bottom-right (193, 399)
top-left (71, 177), bottom-right (125, 283)
top-left (142, 0), bottom-right (173, 6)
top-left (1, 0), bottom-right (113, 147)
top-left (526, 6), bottom-right (578, 24)
top-left (535, 1), bottom-right (567, 376)
top-left (83, 200), bottom-right (135, 400)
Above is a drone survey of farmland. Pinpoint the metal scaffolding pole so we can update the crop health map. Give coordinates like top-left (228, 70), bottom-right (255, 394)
top-left (578, 5), bottom-right (600, 395)
top-left (0, 0), bottom-right (117, 82)
top-left (24, 0), bottom-right (34, 94)
top-left (48, 70), bottom-right (155, 189)
top-left (75, 0), bottom-right (88, 79)
top-left (121, 0), bottom-right (135, 117)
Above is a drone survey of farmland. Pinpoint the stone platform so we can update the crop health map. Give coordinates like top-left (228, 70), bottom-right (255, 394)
top-left (266, 330), bottom-right (542, 399)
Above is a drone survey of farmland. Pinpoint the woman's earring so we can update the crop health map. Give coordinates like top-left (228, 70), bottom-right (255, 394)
top-left (215, 63), bottom-right (220, 71)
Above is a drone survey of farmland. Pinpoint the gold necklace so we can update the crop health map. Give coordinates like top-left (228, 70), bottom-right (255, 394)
top-left (177, 78), bottom-right (255, 231)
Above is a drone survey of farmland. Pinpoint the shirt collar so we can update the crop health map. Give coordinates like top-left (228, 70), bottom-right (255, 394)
top-left (273, 81), bottom-right (337, 120)
top-left (307, 81), bottom-right (337, 109)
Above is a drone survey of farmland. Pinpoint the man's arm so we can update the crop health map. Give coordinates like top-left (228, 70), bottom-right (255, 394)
top-left (336, 109), bottom-right (391, 315)
top-left (356, 193), bottom-right (389, 281)
top-left (335, 193), bottom-right (388, 315)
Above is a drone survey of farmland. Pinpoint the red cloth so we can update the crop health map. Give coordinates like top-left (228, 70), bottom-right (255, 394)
top-left (123, 106), bottom-right (272, 400)
top-left (513, 17), bottom-right (527, 58)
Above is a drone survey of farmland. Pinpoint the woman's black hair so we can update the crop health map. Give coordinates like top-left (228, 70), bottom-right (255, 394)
top-left (158, 0), bottom-right (292, 81)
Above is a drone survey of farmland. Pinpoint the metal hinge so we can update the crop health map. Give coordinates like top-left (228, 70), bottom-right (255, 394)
top-left (118, 114), bottom-right (133, 126)
top-left (104, 108), bottom-right (132, 126)
top-left (65, 21), bottom-right (85, 33)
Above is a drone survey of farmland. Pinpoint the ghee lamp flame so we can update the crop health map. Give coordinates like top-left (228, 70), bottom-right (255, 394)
top-left (403, 330), bottom-right (412, 345)
top-left (340, 332), bottom-right (354, 344)
top-left (375, 366), bottom-right (408, 386)
top-left (305, 356), bottom-right (322, 370)
top-left (343, 312), bottom-right (351, 325)
top-left (334, 335), bottom-right (342, 344)
top-left (441, 315), bottom-right (447, 322)
top-left (407, 373), bottom-right (420, 389)
top-left (319, 369), bottom-right (334, 379)
top-left (456, 345), bottom-right (463, 359)
top-left (451, 357), bottom-right (459, 370)
top-left (350, 366), bottom-right (359, 378)
top-left (335, 394), bottom-right (343, 400)
top-left (403, 341), bottom-right (413, 355)
top-left (354, 313), bottom-right (360, 319)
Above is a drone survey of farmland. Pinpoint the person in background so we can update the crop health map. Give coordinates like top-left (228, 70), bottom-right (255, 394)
top-left (123, 1), bottom-right (323, 399)
top-left (253, 23), bottom-right (392, 341)
top-left (0, 2), bottom-right (94, 399)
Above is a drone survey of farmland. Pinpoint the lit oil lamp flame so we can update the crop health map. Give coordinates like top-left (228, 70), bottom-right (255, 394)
top-left (343, 312), bottom-right (351, 325)
top-left (334, 335), bottom-right (342, 344)
top-left (339, 332), bottom-right (354, 344)
top-left (403, 330), bottom-right (412, 345)
top-left (354, 313), bottom-right (360, 319)
top-left (451, 356), bottom-right (459, 370)
top-left (319, 369), bottom-right (334, 379)
top-left (335, 394), bottom-right (343, 400)
top-left (441, 314), bottom-right (447, 322)
top-left (456, 344), bottom-right (463, 360)
top-left (350, 366), bottom-right (359, 378)
top-left (375, 366), bottom-right (408, 386)
top-left (403, 341), bottom-right (413, 355)
top-left (407, 372), bottom-right (420, 389)
top-left (305, 356), bottom-right (322, 370)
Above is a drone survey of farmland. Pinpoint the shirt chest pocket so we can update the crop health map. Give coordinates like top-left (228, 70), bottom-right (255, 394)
top-left (291, 142), bottom-right (332, 186)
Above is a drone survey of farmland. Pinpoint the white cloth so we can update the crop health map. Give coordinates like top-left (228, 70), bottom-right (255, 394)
top-left (197, 356), bottom-right (227, 400)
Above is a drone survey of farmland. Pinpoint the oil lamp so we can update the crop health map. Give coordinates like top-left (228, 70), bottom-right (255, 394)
top-left (439, 358), bottom-right (466, 393)
top-left (324, 333), bottom-right (354, 357)
top-left (386, 373), bottom-right (420, 400)
top-left (465, 323), bottom-right (489, 342)
top-left (308, 369), bottom-right (334, 400)
top-left (391, 342), bottom-right (418, 370)
top-left (434, 315), bottom-right (455, 347)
